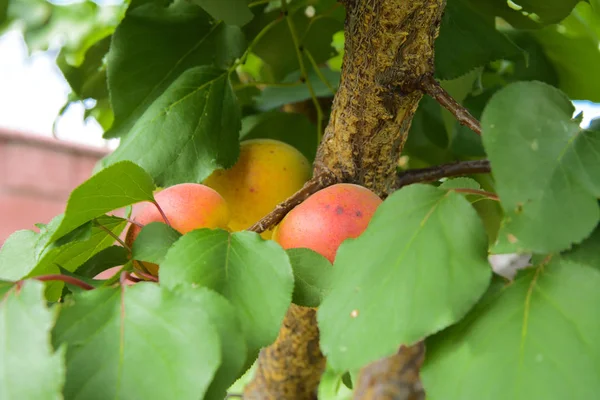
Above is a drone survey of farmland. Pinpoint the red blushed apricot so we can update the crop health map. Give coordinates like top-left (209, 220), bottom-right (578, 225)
top-left (125, 183), bottom-right (230, 275)
top-left (273, 183), bottom-right (382, 263)
top-left (93, 266), bottom-right (136, 285)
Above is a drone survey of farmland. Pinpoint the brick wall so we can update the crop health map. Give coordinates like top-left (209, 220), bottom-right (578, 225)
top-left (0, 129), bottom-right (110, 245)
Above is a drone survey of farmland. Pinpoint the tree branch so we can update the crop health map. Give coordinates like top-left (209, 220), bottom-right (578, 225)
top-left (420, 75), bottom-right (482, 136)
top-left (353, 343), bottom-right (426, 400)
top-left (248, 170), bottom-right (339, 234)
top-left (395, 159), bottom-right (491, 189)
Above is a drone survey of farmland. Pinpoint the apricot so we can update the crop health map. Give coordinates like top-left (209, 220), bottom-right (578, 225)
top-left (93, 266), bottom-right (135, 285)
top-left (204, 139), bottom-right (311, 238)
top-left (273, 183), bottom-right (382, 263)
top-left (125, 183), bottom-right (230, 275)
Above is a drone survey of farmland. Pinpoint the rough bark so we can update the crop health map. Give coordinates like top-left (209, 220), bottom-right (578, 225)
top-left (243, 305), bottom-right (325, 399)
top-left (316, 0), bottom-right (446, 196)
top-left (245, 0), bottom-right (446, 398)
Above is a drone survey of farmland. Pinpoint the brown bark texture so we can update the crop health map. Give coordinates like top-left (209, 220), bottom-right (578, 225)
top-left (245, 0), bottom-right (446, 398)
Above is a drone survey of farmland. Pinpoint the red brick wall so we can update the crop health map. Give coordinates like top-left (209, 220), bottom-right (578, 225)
top-left (0, 129), bottom-right (110, 245)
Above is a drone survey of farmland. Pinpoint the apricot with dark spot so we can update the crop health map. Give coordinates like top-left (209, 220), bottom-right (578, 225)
top-left (273, 183), bottom-right (382, 263)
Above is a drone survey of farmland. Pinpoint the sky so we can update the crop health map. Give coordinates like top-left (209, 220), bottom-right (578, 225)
top-left (1, 28), bottom-right (600, 150)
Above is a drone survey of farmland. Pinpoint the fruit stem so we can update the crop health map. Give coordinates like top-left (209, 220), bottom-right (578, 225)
top-left (93, 219), bottom-right (132, 252)
top-left (152, 201), bottom-right (172, 227)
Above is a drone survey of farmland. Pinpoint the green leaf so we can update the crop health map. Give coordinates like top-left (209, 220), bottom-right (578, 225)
top-left (435, 0), bottom-right (521, 80)
top-left (0, 281), bottom-right (65, 400)
top-left (287, 248), bottom-right (333, 308)
top-left (422, 259), bottom-right (600, 400)
top-left (439, 177), bottom-right (482, 191)
top-left (0, 230), bottom-right (38, 281)
top-left (467, 0), bottom-right (581, 29)
top-left (131, 222), bottom-right (182, 265)
top-left (106, 1), bottom-right (245, 138)
top-left (31, 216), bottom-right (128, 278)
top-left (240, 111), bottom-right (318, 161)
top-left (532, 3), bottom-right (600, 102)
top-left (403, 96), bottom-right (453, 166)
top-left (103, 67), bottom-right (242, 187)
top-left (50, 161), bottom-right (155, 242)
top-left (246, 8), bottom-right (342, 80)
top-left (562, 223), bottom-right (600, 268)
top-left (191, 0), bottom-right (253, 26)
top-left (160, 229), bottom-right (294, 356)
top-left (52, 283), bottom-right (221, 400)
top-left (175, 286), bottom-right (248, 399)
top-left (76, 245), bottom-right (130, 278)
top-left (255, 67), bottom-right (340, 111)
top-left (318, 184), bottom-right (492, 371)
top-left (481, 82), bottom-right (600, 253)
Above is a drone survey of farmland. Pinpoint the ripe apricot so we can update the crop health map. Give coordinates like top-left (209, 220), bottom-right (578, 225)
top-left (125, 183), bottom-right (230, 275)
top-left (273, 183), bottom-right (382, 263)
top-left (204, 139), bottom-right (311, 238)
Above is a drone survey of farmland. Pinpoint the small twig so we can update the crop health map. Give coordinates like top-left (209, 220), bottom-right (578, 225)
top-left (305, 49), bottom-right (336, 95)
top-left (151, 201), bottom-right (172, 227)
top-left (125, 217), bottom-right (144, 229)
top-left (93, 219), bottom-right (132, 252)
top-left (248, 170), bottom-right (339, 234)
top-left (420, 75), bottom-right (482, 136)
top-left (233, 80), bottom-right (303, 91)
top-left (133, 269), bottom-right (159, 282)
top-left (31, 275), bottom-right (95, 291)
top-left (452, 188), bottom-right (499, 201)
top-left (281, 0), bottom-right (325, 144)
top-left (225, 394), bottom-right (243, 399)
top-left (395, 159), bottom-right (491, 189)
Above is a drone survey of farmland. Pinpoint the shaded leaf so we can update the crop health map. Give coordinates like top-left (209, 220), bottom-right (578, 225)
top-left (422, 259), bottom-right (600, 400)
top-left (467, 0), bottom-right (581, 29)
top-left (191, 0), bottom-right (253, 26)
top-left (0, 281), bottom-right (65, 400)
top-left (103, 67), bottom-right (242, 187)
top-left (435, 0), bottom-right (521, 80)
top-left (240, 111), bottom-right (318, 161)
top-left (52, 283), bottom-right (221, 400)
top-left (76, 246), bottom-right (130, 278)
top-left (160, 229), bottom-right (294, 356)
top-left (287, 248), bottom-right (333, 308)
top-left (318, 184), bottom-right (492, 371)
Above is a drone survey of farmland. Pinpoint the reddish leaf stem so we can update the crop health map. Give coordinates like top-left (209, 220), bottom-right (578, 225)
top-left (420, 75), bottom-right (482, 136)
top-left (152, 201), bottom-right (172, 227)
top-left (93, 219), bottom-right (132, 252)
top-left (452, 188), bottom-right (499, 201)
top-left (31, 274), bottom-right (95, 290)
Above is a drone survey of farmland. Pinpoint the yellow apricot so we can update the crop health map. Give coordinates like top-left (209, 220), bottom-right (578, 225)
top-left (204, 139), bottom-right (311, 238)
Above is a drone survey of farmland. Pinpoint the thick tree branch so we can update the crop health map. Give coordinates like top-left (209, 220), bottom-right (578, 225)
top-left (420, 75), bottom-right (482, 135)
top-left (395, 159), bottom-right (491, 189)
top-left (353, 343), bottom-right (426, 400)
top-left (244, 306), bottom-right (325, 399)
top-left (248, 170), bottom-right (339, 234)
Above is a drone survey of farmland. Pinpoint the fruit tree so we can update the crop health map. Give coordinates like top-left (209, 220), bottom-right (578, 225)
top-left (1, 0), bottom-right (600, 399)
